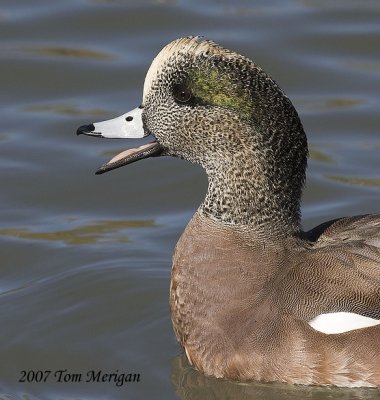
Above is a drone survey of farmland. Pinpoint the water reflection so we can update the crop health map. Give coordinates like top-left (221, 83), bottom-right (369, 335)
top-left (309, 145), bottom-right (335, 164)
top-left (24, 46), bottom-right (114, 60)
top-left (326, 175), bottom-right (380, 187)
top-left (298, 96), bottom-right (364, 114)
top-left (22, 104), bottom-right (111, 117)
top-left (171, 353), bottom-right (380, 400)
top-left (0, 219), bottom-right (156, 245)
top-left (0, 394), bottom-right (41, 400)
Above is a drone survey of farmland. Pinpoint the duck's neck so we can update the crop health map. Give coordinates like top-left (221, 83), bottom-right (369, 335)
top-left (200, 130), bottom-right (307, 236)
top-left (200, 167), bottom-right (301, 235)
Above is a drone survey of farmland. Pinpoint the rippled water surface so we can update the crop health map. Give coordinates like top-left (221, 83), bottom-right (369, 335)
top-left (1, 0), bottom-right (380, 399)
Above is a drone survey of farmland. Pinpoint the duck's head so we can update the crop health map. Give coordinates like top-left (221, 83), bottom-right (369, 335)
top-left (78, 36), bottom-right (308, 230)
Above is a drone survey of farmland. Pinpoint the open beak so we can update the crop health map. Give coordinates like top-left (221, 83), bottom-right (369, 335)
top-left (77, 106), bottom-right (162, 174)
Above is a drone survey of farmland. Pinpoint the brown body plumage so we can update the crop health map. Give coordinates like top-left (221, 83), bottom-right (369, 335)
top-left (171, 212), bottom-right (380, 386)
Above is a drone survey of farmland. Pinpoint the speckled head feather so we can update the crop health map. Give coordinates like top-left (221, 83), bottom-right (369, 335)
top-left (142, 36), bottom-right (307, 232)
top-left (143, 36), bottom-right (240, 100)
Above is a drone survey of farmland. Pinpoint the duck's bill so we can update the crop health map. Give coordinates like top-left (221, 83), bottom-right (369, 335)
top-left (77, 107), bottom-right (163, 174)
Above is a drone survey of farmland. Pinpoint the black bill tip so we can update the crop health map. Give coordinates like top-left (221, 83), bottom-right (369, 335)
top-left (76, 124), bottom-right (98, 136)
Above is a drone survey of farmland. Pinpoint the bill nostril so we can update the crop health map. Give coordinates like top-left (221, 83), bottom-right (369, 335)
top-left (76, 124), bottom-right (95, 135)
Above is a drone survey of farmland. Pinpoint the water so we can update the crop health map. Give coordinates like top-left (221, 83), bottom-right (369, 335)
top-left (1, 0), bottom-right (379, 399)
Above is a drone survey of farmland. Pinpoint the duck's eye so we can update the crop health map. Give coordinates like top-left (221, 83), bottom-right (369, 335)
top-left (173, 84), bottom-right (192, 104)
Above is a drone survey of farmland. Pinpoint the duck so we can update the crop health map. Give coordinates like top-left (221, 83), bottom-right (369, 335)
top-left (77, 36), bottom-right (380, 387)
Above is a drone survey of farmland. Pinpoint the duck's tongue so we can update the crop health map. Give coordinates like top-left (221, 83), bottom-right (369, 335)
top-left (76, 106), bottom-right (163, 174)
top-left (95, 141), bottom-right (162, 175)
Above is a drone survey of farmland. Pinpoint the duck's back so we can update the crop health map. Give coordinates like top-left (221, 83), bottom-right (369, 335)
top-left (285, 214), bottom-right (380, 320)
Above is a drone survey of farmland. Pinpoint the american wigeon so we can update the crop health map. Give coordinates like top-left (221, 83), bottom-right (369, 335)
top-left (77, 36), bottom-right (380, 387)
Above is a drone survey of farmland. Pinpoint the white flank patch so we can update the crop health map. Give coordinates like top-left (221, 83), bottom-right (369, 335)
top-left (309, 312), bottom-right (380, 334)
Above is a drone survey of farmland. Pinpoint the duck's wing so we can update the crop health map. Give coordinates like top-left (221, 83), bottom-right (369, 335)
top-left (308, 214), bottom-right (380, 248)
top-left (277, 215), bottom-right (380, 322)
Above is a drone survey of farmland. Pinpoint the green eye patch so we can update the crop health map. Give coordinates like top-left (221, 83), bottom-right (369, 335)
top-left (187, 61), bottom-right (255, 119)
